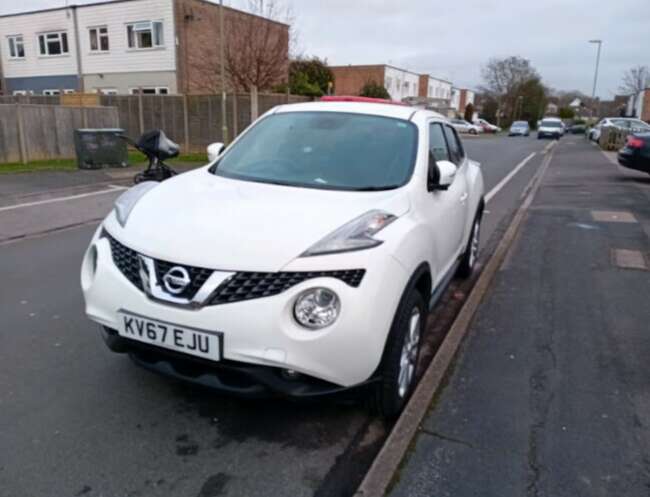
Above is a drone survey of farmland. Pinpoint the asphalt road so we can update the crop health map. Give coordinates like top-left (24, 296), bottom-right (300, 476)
top-left (0, 134), bottom-right (551, 497)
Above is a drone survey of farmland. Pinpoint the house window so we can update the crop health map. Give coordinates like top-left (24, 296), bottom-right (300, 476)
top-left (8, 35), bottom-right (25, 59)
top-left (129, 86), bottom-right (169, 95)
top-left (89, 26), bottom-right (109, 52)
top-left (126, 21), bottom-right (164, 49)
top-left (38, 32), bottom-right (68, 56)
top-left (385, 77), bottom-right (392, 90)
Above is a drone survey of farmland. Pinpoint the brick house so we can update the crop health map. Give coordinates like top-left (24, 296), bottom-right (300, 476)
top-left (329, 64), bottom-right (422, 101)
top-left (626, 88), bottom-right (650, 122)
top-left (0, 0), bottom-right (288, 95)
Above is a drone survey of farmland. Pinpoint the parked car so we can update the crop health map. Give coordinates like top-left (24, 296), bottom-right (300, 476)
top-left (617, 133), bottom-right (650, 174)
top-left (80, 98), bottom-right (485, 417)
top-left (474, 118), bottom-right (501, 133)
top-left (450, 118), bottom-right (482, 135)
top-left (588, 118), bottom-right (650, 142)
top-left (569, 123), bottom-right (586, 134)
top-left (537, 118), bottom-right (564, 139)
top-left (509, 121), bottom-right (530, 136)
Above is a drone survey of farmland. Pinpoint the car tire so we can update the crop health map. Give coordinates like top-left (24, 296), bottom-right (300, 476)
top-left (457, 210), bottom-right (482, 278)
top-left (470, 129), bottom-right (477, 135)
top-left (368, 288), bottom-right (426, 419)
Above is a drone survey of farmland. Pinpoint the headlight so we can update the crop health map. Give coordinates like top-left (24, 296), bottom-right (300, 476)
top-left (114, 182), bottom-right (158, 227)
top-left (293, 288), bottom-right (340, 329)
top-left (301, 210), bottom-right (397, 257)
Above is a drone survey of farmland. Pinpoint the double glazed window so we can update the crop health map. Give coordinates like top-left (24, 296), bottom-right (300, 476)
top-left (38, 31), bottom-right (68, 56)
top-left (8, 35), bottom-right (25, 59)
top-left (89, 26), bottom-right (109, 52)
top-left (126, 21), bottom-right (163, 49)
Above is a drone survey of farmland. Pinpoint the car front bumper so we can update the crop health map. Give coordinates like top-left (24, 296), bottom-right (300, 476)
top-left (81, 229), bottom-right (410, 392)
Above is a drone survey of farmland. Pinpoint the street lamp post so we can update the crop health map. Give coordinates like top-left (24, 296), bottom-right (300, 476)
top-left (220, 0), bottom-right (229, 144)
top-left (589, 39), bottom-right (603, 119)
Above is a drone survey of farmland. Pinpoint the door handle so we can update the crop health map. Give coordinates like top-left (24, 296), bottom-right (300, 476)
top-left (460, 192), bottom-right (468, 203)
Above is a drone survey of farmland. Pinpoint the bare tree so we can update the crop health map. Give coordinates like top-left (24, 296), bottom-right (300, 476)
top-left (619, 65), bottom-right (650, 95)
top-left (480, 56), bottom-right (540, 121)
top-left (225, 0), bottom-right (292, 92)
top-left (180, 0), bottom-right (292, 94)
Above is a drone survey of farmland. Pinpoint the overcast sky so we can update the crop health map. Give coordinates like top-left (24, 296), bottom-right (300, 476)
top-left (3, 0), bottom-right (649, 98)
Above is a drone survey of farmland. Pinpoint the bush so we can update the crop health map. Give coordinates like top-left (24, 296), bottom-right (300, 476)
top-left (359, 81), bottom-right (391, 99)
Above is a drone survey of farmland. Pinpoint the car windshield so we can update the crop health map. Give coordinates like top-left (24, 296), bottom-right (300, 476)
top-left (211, 112), bottom-right (418, 191)
top-left (512, 121), bottom-right (527, 127)
top-left (541, 120), bottom-right (562, 128)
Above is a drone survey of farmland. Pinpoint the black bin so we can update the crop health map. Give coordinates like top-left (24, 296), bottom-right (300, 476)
top-left (74, 128), bottom-right (128, 169)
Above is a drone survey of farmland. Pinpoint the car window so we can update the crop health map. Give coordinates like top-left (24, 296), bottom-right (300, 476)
top-left (443, 125), bottom-right (464, 166)
top-left (429, 123), bottom-right (450, 163)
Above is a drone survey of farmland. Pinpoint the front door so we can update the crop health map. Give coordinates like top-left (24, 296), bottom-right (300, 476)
top-left (423, 121), bottom-right (468, 285)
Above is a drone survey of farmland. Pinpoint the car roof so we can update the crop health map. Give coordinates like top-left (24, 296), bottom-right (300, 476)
top-left (541, 117), bottom-right (562, 121)
top-left (273, 100), bottom-right (446, 121)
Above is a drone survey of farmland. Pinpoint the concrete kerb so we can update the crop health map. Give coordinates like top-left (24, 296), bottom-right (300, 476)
top-left (354, 142), bottom-right (557, 497)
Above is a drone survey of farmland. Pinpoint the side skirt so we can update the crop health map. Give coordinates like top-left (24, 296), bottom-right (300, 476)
top-left (428, 260), bottom-right (460, 311)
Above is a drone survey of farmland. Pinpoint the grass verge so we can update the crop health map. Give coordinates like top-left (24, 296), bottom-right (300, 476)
top-left (0, 152), bottom-right (208, 175)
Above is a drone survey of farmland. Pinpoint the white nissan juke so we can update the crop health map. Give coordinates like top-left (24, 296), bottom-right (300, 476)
top-left (81, 97), bottom-right (484, 417)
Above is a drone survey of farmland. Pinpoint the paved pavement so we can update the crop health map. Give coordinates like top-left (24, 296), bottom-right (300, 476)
top-left (0, 135), bottom-right (547, 497)
top-left (389, 139), bottom-right (650, 496)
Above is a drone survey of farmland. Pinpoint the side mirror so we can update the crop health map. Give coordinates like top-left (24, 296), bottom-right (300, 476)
top-left (207, 142), bottom-right (225, 162)
top-left (428, 159), bottom-right (457, 191)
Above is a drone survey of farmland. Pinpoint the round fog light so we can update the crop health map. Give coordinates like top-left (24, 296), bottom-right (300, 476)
top-left (293, 287), bottom-right (340, 330)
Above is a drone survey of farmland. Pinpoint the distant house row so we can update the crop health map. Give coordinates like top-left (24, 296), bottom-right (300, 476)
top-left (0, 0), bottom-right (288, 96)
top-left (328, 64), bottom-right (475, 117)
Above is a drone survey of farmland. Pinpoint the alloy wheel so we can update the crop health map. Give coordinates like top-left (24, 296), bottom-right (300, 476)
top-left (398, 308), bottom-right (421, 398)
top-left (468, 220), bottom-right (480, 268)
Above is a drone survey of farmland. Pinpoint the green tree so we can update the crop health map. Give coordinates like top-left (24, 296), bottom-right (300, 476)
top-left (287, 57), bottom-right (333, 97)
top-left (558, 107), bottom-right (575, 119)
top-left (359, 81), bottom-right (391, 99)
top-left (464, 103), bottom-right (475, 122)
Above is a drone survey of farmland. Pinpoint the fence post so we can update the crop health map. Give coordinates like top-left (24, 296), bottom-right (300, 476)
top-left (232, 93), bottom-right (238, 138)
top-left (183, 94), bottom-right (190, 153)
top-left (251, 85), bottom-right (259, 121)
top-left (82, 107), bottom-right (88, 128)
top-left (138, 88), bottom-right (144, 135)
top-left (15, 104), bottom-right (27, 164)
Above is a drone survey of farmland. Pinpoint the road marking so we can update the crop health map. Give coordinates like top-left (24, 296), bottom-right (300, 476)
top-left (0, 185), bottom-right (126, 213)
top-left (485, 152), bottom-right (536, 203)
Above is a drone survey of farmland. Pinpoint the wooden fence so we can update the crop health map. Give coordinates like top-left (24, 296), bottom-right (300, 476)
top-left (0, 93), bottom-right (311, 156)
top-left (0, 104), bottom-right (119, 164)
top-left (598, 126), bottom-right (630, 151)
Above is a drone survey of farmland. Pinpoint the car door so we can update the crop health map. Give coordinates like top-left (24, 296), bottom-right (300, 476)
top-left (422, 121), bottom-right (468, 283)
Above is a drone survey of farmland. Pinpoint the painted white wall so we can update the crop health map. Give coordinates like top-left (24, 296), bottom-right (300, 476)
top-left (450, 87), bottom-right (460, 111)
top-left (384, 66), bottom-right (419, 101)
top-left (424, 77), bottom-right (452, 100)
top-left (78, 0), bottom-right (176, 75)
top-left (0, 0), bottom-right (176, 83)
top-left (0, 8), bottom-right (77, 78)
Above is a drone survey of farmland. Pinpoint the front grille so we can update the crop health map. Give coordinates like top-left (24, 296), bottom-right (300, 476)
top-left (154, 259), bottom-right (213, 300)
top-left (103, 231), bottom-right (365, 305)
top-left (208, 270), bottom-right (365, 305)
top-left (105, 232), bottom-right (143, 291)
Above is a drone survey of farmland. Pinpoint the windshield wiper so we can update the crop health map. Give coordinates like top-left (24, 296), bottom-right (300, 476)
top-left (353, 185), bottom-right (401, 191)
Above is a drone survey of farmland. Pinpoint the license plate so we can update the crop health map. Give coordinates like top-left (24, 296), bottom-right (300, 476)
top-left (117, 311), bottom-right (222, 361)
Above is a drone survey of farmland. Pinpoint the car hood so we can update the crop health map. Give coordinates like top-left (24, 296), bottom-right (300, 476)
top-left (107, 168), bottom-right (411, 272)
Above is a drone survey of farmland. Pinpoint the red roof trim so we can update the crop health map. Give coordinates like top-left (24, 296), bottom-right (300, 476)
top-left (320, 96), bottom-right (408, 106)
